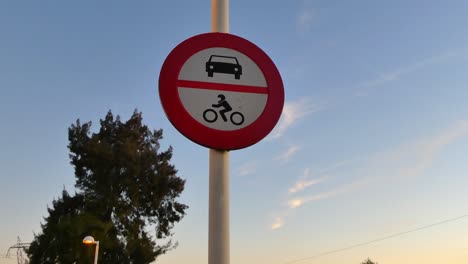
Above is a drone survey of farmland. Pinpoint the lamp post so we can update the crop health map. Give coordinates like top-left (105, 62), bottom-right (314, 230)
top-left (82, 236), bottom-right (99, 264)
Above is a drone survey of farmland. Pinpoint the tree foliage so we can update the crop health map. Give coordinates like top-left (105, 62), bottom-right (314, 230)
top-left (28, 111), bottom-right (188, 264)
top-left (361, 258), bottom-right (378, 264)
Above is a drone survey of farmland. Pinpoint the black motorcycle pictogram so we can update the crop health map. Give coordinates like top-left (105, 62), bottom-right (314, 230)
top-left (203, 94), bottom-right (244, 126)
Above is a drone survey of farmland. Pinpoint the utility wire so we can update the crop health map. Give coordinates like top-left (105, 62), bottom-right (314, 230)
top-left (284, 213), bottom-right (468, 264)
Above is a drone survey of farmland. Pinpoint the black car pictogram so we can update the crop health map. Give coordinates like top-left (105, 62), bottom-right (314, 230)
top-left (206, 55), bottom-right (242, 79)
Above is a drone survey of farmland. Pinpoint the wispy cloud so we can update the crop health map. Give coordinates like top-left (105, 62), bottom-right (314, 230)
top-left (270, 120), bottom-right (468, 229)
top-left (235, 161), bottom-right (257, 177)
top-left (288, 199), bottom-right (304, 209)
top-left (288, 168), bottom-right (327, 194)
top-left (316, 160), bottom-right (352, 174)
top-left (376, 120), bottom-right (468, 180)
top-left (268, 98), bottom-right (320, 140)
top-left (296, 8), bottom-right (315, 34)
top-left (287, 178), bottom-right (369, 209)
top-left (270, 217), bottom-right (285, 230)
top-left (288, 177), bottom-right (325, 194)
top-left (293, 120), bottom-right (468, 207)
top-left (275, 145), bottom-right (301, 163)
top-left (269, 167), bottom-right (328, 230)
top-left (355, 50), bottom-right (462, 97)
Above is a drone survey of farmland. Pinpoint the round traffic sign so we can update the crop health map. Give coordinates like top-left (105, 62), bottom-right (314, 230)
top-left (159, 32), bottom-right (284, 150)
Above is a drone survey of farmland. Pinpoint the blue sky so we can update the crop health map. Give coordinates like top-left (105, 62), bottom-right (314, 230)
top-left (1, 1), bottom-right (468, 263)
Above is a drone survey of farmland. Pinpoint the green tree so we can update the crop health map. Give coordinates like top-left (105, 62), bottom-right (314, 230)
top-left (361, 258), bottom-right (378, 264)
top-left (28, 111), bottom-right (188, 264)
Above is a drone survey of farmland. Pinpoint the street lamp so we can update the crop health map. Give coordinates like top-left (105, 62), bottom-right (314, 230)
top-left (82, 236), bottom-right (99, 264)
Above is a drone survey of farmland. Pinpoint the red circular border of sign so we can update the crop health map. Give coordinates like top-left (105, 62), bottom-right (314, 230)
top-left (159, 32), bottom-right (284, 150)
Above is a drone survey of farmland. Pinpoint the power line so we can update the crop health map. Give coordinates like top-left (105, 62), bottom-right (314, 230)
top-left (283, 213), bottom-right (468, 264)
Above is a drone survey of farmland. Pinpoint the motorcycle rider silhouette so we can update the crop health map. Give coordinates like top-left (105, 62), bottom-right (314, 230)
top-left (211, 94), bottom-right (232, 122)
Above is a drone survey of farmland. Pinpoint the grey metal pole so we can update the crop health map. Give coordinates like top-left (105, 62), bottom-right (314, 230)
top-left (211, 0), bottom-right (229, 33)
top-left (209, 149), bottom-right (230, 264)
top-left (210, 1), bottom-right (229, 264)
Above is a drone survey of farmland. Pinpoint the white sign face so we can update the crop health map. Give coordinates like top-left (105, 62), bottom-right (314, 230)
top-left (178, 48), bottom-right (268, 131)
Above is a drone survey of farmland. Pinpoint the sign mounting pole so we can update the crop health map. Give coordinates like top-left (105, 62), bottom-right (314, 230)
top-left (160, 4), bottom-right (283, 263)
top-left (210, 2), bottom-right (230, 264)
